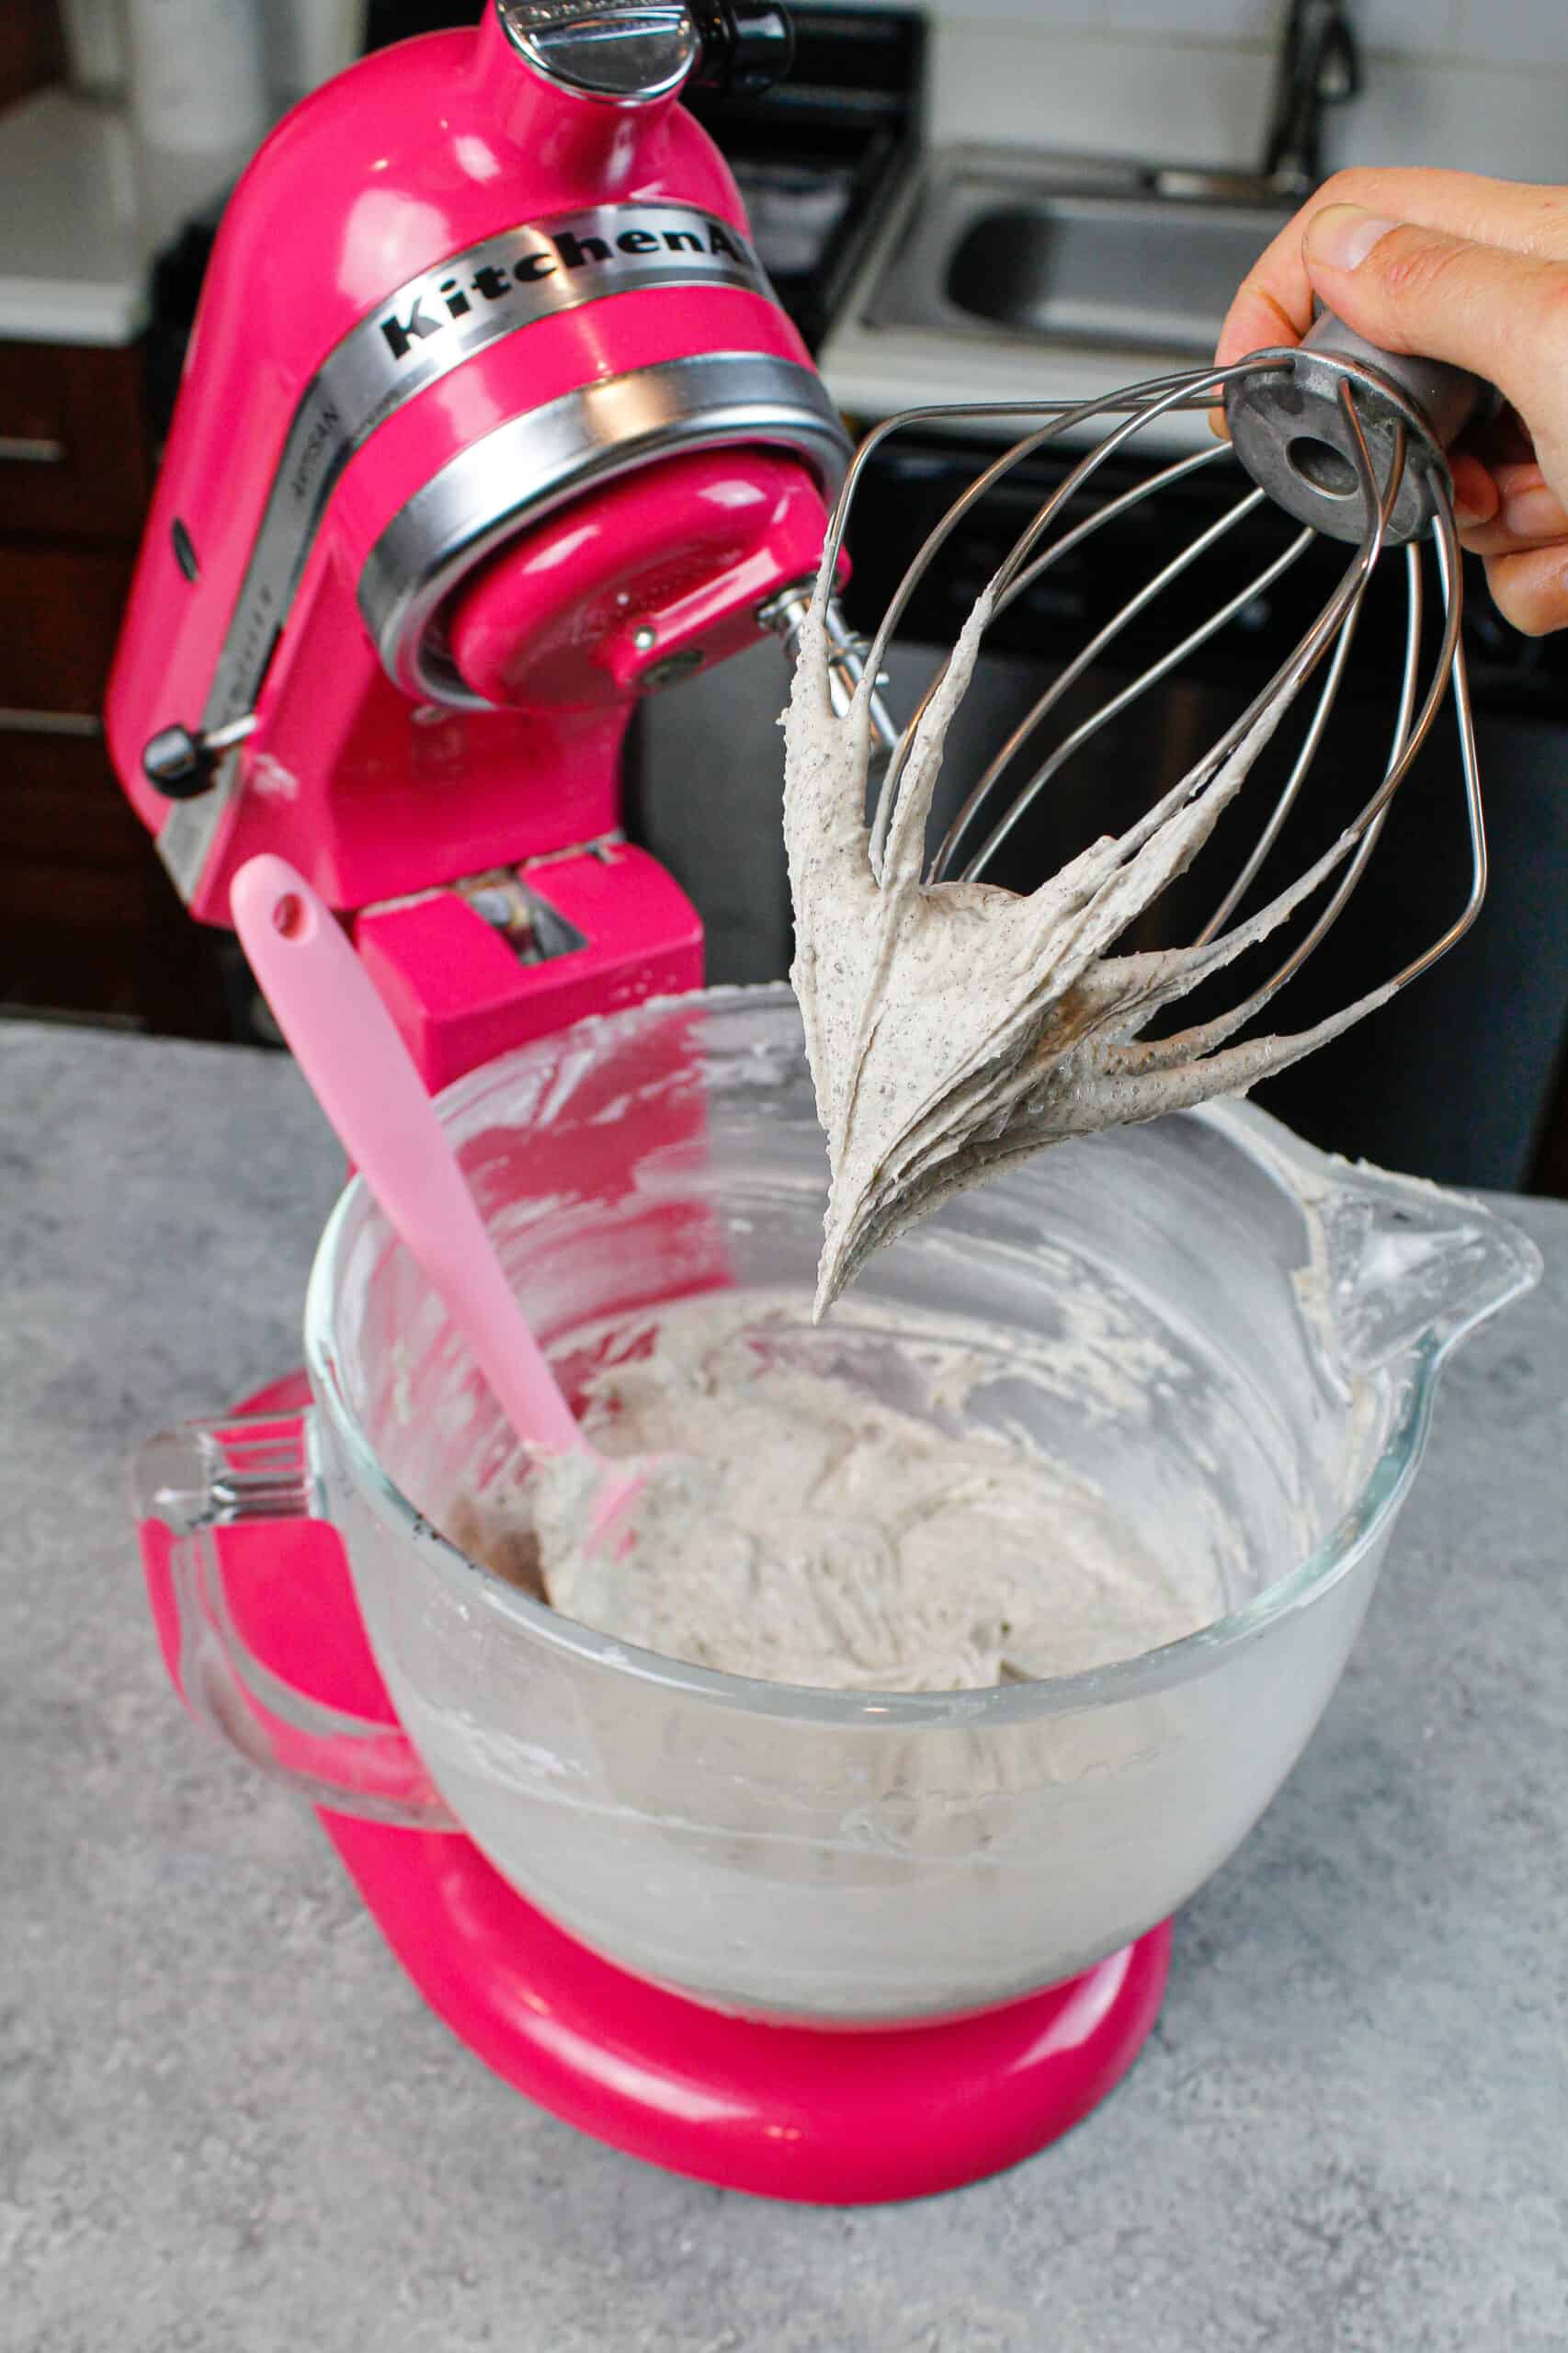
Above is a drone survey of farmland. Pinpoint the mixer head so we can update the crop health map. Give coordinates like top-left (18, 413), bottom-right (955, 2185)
top-left (818, 314), bottom-right (1490, 1059)
top-left (107, 0), bottom-right (850, 1041)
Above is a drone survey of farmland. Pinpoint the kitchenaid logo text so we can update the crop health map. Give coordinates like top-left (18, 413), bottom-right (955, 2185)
top-left (378, 211), bottom-right (756, 363)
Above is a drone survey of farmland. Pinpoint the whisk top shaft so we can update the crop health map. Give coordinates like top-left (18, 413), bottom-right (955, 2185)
top-left (811, 319), bottom-right (1490, 1041)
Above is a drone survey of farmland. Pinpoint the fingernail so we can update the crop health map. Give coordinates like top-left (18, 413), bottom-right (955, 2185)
top-left (1453, 500), bottom-right (1483, 530)
top-left (1501, 484), bottom-right (1564, 540)
top-left (1307, 202), bottom-right (1400, 272)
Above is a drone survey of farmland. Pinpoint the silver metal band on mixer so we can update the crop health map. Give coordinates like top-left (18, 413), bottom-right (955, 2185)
top-left (363, 351), bottom-right (851, 708)
top-left (155, 197), bottom-right (815, 900)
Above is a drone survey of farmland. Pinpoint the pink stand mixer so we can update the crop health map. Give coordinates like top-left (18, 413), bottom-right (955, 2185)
top-left (108, 0), bottom-right (1170, 2200)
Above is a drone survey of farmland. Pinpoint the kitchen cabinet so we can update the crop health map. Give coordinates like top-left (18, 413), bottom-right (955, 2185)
top-left (0, 334), bottom-right (228, 1036)
top-left (0, 0), bottom-right (62, 115)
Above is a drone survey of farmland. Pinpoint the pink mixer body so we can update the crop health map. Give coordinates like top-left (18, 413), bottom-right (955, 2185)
top-left (106, 4), bottom-right (848, 1083)
top-left (113, 1), bottom-right (1175, 2198)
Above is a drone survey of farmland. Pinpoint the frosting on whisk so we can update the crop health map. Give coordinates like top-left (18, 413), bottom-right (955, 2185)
top-left (782, 580), bottom-right (1392, 1316)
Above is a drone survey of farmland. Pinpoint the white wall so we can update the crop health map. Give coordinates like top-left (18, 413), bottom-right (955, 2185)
top-left (258, 0), bottom-right (364, 99)
top-left (890, 0), bottom-right (1568, 184)
top-left (917, 1), bottom-right (1568, 68)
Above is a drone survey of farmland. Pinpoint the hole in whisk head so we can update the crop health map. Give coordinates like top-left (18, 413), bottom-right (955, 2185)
top-left (1287, 435), bottom-right (1360, 499)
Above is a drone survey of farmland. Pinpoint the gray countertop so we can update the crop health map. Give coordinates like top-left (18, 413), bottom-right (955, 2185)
top-left (4, 1020), bottom-right (1566, 2352)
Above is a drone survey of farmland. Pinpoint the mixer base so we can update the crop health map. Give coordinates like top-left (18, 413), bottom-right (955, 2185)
top-left (320, 1812), bottom-right (1171, 2203)
top-left (140, 1370), bottom-right (1172, 2205)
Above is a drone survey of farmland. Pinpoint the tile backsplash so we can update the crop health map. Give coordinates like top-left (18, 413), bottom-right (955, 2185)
top-left (917, 0), bottom-right (1568, 69)
top-left (886, 0), bottom-right (1568, 186)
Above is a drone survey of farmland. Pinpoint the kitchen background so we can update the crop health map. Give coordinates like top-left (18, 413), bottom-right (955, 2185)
top-left (4, 0), bottom-right (1568, 1194)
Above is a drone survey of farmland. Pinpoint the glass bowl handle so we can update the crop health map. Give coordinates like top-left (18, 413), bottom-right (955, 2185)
top-left (132, 1410), bottom-right (458, 1830)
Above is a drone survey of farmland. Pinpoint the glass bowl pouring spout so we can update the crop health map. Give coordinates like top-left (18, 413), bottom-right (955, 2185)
top-left (1261, 1115), bottom-right (1546, 1380)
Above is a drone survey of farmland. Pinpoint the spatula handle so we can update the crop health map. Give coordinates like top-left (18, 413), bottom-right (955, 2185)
top-left (230, 853), bottom-right (584, 1459)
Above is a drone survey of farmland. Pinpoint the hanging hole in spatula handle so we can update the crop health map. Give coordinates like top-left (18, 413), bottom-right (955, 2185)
top-left (1224, 308), bottom-right (1499, 546)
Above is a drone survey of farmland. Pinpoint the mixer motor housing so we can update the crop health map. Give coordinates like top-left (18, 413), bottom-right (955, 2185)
top-left (106, 0), bottom-right (851, 1086)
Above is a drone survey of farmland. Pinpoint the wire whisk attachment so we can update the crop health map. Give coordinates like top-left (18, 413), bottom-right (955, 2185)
top-left (780, 314), bottom-right (1494, 1309)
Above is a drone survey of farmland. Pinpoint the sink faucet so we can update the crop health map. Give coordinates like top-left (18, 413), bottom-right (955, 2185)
top-left (1263, 0), bottom-right (1361, 197)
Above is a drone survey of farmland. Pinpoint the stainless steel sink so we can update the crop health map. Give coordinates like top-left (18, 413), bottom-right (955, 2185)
top-left (865, 148), bottom-right (1295, 359)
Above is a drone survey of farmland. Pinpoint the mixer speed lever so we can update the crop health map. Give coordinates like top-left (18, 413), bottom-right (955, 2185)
top-left (142, 711), bottom-right (258, 801)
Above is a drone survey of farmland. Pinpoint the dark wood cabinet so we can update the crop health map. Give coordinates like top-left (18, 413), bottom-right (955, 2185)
top-left (0, 0), bottom-right (64, 117)
top-left (0, 543), bottom-right (136, 709)
top-left (0, 335), bottom-right (153, 541)
top-left (1, 334), bottom-right (229, 1039)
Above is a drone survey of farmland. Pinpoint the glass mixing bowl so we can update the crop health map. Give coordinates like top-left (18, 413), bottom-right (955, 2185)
top-left (140, 985), bottom-right (1538, 2023)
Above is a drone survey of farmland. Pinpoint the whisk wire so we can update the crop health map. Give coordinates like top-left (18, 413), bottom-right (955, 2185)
top-left (830, 341), bottom-right (1485, 1050)
top-left (1197, 388), bottom-right (1404, 955)
top-left (929, 477), bottom-right (1267, 882)
top-left (993, 443), bottom-right (1232, 623)
top-left (1392, 512), bottom-right (1487, 988)
top-left (855, 362), bottom-right (1283, 843)
top-left (1179, 391), bottom-right (1409, 1029)
top-left (936, 493), bottom-right (1291, 883)
top-left (956, 404), bottom-right (1397, 894)
top-left (871, 443), bottom-right (1241, 876)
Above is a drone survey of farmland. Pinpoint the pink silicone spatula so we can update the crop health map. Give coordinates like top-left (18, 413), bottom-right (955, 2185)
top-left (231, 852), bottom-right (632, 1526)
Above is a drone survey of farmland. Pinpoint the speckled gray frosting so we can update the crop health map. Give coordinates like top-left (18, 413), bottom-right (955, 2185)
top-left (782, 585), bottom-right (1392, 1313)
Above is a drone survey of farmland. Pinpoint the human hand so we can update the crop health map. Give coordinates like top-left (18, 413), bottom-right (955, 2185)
top-left (1215, 167), bottom-right (1568, 635)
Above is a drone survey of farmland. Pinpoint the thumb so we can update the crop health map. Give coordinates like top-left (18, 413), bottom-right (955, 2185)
top-left (1302, 201), bottom-right (1564, 426)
